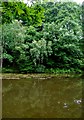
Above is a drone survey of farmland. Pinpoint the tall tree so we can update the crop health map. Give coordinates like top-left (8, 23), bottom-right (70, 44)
top-left (2, 1), bottom-right (45, 26)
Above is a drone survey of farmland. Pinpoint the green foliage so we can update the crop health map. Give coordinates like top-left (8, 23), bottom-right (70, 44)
top-left (35, 64), bottom-right (45, 73)
top-left (17, 59), bottom-right (34, 73)
top-left (2, 1), bottom-right (83, 73)
top-left (41, 2), bottom-right (83, 70)
top-left (30, 39), bottom-right (52, 66)
top-left (2, 20), bottom-right (25, 68)
top-left (2, 1), bottom-right (45, 26)
top-left (45, 68), bottom-right (82, 74)
top-left (2, 68), bottom-right (14, 73)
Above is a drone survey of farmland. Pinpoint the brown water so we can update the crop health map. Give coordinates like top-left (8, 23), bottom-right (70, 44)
top-left (2, 75), bottom-right (83, 118)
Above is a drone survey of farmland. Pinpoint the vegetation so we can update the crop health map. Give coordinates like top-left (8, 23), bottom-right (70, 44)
top-left (1, 1), bottom-right (84, 73)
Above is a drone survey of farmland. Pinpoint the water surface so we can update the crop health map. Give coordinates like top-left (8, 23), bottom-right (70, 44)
top-left (2, 75), bottom-right (82, 118)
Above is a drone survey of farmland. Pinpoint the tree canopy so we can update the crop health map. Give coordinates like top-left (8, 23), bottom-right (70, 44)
top-left (2, 1), bottom-right (45, 26)
top-left (1, 1), bottom-right (84, 73)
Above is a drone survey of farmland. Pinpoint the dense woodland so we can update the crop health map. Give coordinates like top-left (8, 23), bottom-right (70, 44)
top-left (1, 1), bottom-right (84, 73)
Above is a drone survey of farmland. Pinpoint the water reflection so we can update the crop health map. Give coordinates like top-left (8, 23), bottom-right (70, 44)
top-left (2, 75), bottom-right (82, 118)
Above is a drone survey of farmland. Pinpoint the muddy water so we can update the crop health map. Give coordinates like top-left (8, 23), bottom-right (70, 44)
top-left (2, 75), bottom-right (82, 118)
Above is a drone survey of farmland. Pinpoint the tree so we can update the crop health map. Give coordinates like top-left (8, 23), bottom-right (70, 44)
top-left (30, 39), bottom-right (52, 65)
top-left (2, 20), bottom-right (25, 69)
top-left (41, 2), bottom-right (83, 70)
top-left (2, 1), bottom-right (83, 73)
top-left (2, 1), bottom-right (45, 26)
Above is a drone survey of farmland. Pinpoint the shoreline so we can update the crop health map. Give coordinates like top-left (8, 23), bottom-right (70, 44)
top-left (0, 73), bottom-right (82, 80)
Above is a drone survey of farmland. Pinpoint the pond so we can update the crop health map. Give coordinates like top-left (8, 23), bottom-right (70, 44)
top-left (2, 74), bottom-right (83, 118)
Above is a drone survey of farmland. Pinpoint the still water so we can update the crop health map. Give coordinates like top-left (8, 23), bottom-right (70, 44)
top-left (2, 75), bottom-right (83, 118)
